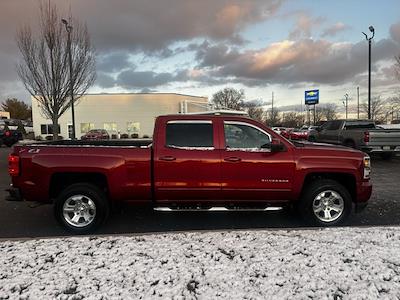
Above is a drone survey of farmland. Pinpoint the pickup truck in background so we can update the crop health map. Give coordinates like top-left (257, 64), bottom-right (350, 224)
top-left (7, 114), bottom-right (372, 233)
top-left (308, 119), bottom-right (400, 160)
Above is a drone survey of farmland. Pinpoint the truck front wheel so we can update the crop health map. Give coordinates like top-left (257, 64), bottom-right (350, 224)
top-left (299, 179), bottom-right (352, 226)
top-left (54, 183), bottom-right (109, 234)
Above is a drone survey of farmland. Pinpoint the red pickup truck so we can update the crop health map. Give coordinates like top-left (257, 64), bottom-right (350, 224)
top-left (7, 114), bottom-right (372, 233)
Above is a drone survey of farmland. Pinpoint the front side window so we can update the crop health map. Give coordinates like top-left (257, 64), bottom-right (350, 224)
top-left (166, 122), bottom-right (213, 148)
top-left (224, 122), bottom-right (271, 150)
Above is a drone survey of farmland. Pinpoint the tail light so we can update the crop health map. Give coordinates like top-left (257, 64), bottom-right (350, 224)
top-left (8, 154), bottom-right (20, 176)
top-left (5, 131), bottom-right (11, 137)
top-left (363, 131), bottom-right (369, 143)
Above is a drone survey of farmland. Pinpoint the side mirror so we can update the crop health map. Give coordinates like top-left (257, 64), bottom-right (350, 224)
top-left (271, 142), bottom-right (285, 152)
top-left (262, 139), bottom-right (285, 152)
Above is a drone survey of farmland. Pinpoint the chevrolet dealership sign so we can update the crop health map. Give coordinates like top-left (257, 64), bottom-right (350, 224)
top-left (305, 90), bottom-right (319, 105)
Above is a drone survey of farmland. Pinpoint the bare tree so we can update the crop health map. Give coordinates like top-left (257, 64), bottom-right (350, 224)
top-left (361, 96), bottom-right (386, 121)
top-left (320, 103), bottom-right (338, 121)
top-left (211, 87), bottom-right (245, 110)
top-left (281, 112), bottom-right (303, 128)
top-left (243, 99), bottom-right (265, 122)
top-left (17, 2), bottom-right (96, 139)
top-left (265, 108), bottom-right (280, 126)
top-left (395, 55), bottom-right (400, 81)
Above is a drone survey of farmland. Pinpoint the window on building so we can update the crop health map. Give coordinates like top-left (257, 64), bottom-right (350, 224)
top-left (127, 122), bottom-right (140, 133)
top-left (166, 121), bottom-right (213, 148)
top-left (40, 124), bottom-right (60, 135)
top-left (81, 123), bottom-right (95, 133)
top-left (224, 122), bottom-right (271, 149)
top-left (103, 122), bottom-right (117, 133)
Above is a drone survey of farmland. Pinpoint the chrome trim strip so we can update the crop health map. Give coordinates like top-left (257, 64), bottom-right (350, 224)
top-left (154, 207), bottom-right (283, 212)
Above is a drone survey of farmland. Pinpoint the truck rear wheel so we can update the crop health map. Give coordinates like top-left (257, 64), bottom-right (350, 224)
top-left (54, 183), bottom-right (109, 234)
top-left (298, 179), bottom-right (352, 226)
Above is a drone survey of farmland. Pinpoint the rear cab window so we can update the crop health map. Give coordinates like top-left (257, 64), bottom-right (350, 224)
top-left (166, 121), bottom-right (214, 149)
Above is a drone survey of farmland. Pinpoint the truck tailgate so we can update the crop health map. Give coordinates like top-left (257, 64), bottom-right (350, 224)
top-left (368, 129), bottom-right (400, 147)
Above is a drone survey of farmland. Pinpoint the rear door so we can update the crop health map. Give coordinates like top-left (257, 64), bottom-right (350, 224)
top-left (154, 119), bottom-right (221, 202)
top-left (220, 120), bottom-right (295, 201)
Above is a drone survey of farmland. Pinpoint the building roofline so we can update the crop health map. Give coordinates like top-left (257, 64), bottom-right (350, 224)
top-left (82, 92), bottom-right (208, 99)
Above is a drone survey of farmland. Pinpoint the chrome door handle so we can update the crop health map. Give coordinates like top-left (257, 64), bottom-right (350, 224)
top-left (159, 156), bottom-right (176, 161)
top-left (224, 157), bottom-right (241, 162)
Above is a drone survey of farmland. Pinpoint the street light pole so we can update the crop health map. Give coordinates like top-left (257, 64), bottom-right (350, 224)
top-left (357, 86), bottom-right (360, 120)
top-left (343, 93), bottom-right (349, 120)
top-left (362, 26), bottom-right (375, 120)
top-left (62, 19), bottom-right (76, 140)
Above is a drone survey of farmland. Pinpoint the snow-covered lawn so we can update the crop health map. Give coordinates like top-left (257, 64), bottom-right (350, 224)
top-left (1, 227), bottom-right (400, 299)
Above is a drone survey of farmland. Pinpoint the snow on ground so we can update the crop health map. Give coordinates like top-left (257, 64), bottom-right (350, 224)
top-left (0, 227), bottom-right (400, 299)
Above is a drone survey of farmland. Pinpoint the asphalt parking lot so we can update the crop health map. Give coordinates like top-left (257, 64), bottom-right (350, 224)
top-left (0, 146), bottom-right (399, 238)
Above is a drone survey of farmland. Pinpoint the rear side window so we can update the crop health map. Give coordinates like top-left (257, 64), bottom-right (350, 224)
top-left (345, 121), bottom-right (375, 129)
top-left (324, 120), bottom-right (342, 130)
top-left (166, 122), bottom-right (213, 148)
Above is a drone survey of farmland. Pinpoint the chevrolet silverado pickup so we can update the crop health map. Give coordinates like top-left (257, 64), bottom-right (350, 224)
top-left (7, 114), bottom-right (372, 233)
top-left (308, 119), bottom-right (400, 159)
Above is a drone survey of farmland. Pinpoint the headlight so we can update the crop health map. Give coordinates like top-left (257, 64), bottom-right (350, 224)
top-left (363, 155), bottom-right (371, 179)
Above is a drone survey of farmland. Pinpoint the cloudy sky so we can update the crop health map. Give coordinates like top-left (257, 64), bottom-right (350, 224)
top-left (1, 0), bottom-right (400, 111)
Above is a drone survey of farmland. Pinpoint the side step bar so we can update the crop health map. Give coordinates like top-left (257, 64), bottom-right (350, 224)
top-left (154, 207), bottom-right (283, 212)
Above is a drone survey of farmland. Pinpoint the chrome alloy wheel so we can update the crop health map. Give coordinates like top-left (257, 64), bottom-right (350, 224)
top-left (312, 190), bottom-right (344, 223)
top-left (63, 195), bottom-right (96, 227)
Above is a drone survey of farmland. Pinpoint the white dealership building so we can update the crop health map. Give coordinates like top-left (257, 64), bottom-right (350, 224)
top-left (31, 93), bottom-right (209, 139)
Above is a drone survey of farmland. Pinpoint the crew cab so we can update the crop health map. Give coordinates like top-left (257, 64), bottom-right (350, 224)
top-left (7, 114), bottom-right (372, 233)
top-left (309, 119), bottom-right (400, 159)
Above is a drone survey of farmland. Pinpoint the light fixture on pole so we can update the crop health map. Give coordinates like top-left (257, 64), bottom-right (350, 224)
top-left (362, 26), bottom-right (375, 120)
top-left (62, 18), bottom-right (76, 140)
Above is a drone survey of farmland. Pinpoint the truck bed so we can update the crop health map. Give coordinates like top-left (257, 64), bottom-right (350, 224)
top-left (11, 141), bottom-right (153, 203)
top-left (19, 138), bottom-right (153, 148)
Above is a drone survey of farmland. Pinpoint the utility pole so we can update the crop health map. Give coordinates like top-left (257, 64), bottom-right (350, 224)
top-left (62, 18), bottom-right (76, 140)
top-left (357, 87), bottom-right (360, 120)
top-left (362, 26), bottom-right (375, 120)
top-left (343, 94), bottom-right (349, 120)
top-left (271, 91), bottom-right (274, 125)
top-left (313, 105), bottom-right (316, 125)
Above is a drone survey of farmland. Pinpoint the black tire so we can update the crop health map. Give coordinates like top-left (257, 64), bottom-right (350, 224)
top-left (54, 183), bottom-right (109, 234)
top-left (4, 140), bottom-right (15, 147)
top-left (308, 136), bottom-right (316, 142)
top-left (298, 179), bottom-right (352, 226)
top-left (343, 140), bottom-right (355, 148)
top-left (380, 153), bottom-right (393, 160)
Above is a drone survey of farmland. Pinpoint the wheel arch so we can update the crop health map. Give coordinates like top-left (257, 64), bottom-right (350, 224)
top-left (300, 172), bottom-right (357, 203)
top-left (49, 172), bottom-right (109, 201)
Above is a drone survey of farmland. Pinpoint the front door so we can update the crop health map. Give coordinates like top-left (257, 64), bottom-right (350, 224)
top-left (220, 121), bottom-right (295, 202)
top-left (320, 120), bottom-right (343, 144)
top-left (154, 120), bottom-right (221, 202)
